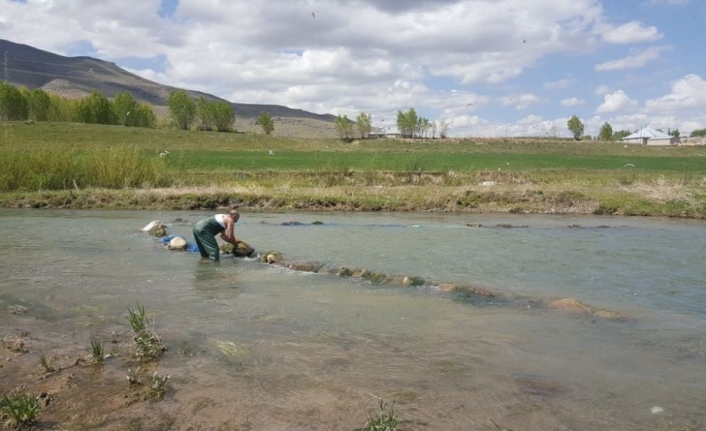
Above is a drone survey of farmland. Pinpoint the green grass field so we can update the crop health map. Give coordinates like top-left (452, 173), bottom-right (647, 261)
top-left (1, 121), bottom-right (705, 217)
top-left (172, 150), bottom-right (706, 173)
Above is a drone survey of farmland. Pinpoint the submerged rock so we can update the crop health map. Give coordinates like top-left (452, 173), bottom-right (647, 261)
top-left (548, 298), bottom-right (625, 320)
top-left (141, 220), bottom-right (167, 237)
top-left (283, 262), bottom-right (324, 273)
top-left (363, 271), bottom-right (388, 283)
top-left (549, 298), bottom-right (592, 313)
top-left (352, 269), bottom-right (371, 278)
top-left (438, 283), bottom-right (498, 297)
top-left (260, 251), bottom-right (283, 264)
top-left (337, 267), bottom-right (354, 277)
top-left (385, 276), bottom-right (425, 287)
top-left (220, 241), bottom-right (257, 258)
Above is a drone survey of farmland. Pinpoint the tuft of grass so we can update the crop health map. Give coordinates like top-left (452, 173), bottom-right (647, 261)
top-left (127, 367), bottom-right (145, 385)
top-left (90, 338), bottom-right (104, 363)
top-left (362, 398), bottom-right (398, 431)
top-left (1, 334), bottom-right (27, 354)
top-left (214, 340), bottom-right (247, 357)
top-left (126, 303), bottom-right (166, 360)
top-left (0, 392), bottom-right (40, 428)
top-left (149, 372), bottom-right (170, 400)
top-left (126, 303), bottom-right (148, 334)
top-left (38, 355), bottom-right (56, 373)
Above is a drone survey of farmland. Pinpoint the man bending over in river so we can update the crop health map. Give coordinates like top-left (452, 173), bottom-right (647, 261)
top-left (192, 210), bottom-right (240, 261)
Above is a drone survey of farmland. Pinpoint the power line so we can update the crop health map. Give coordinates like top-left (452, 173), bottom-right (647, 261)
top-left (2, 51), bottom-right (7, 82)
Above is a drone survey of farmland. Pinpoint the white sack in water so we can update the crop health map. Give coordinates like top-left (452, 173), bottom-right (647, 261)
top-left (140, 220), bottom-right (162, 232)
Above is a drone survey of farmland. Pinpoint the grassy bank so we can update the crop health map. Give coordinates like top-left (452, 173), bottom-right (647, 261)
top-left (1, 121), bottom-right (705, 217)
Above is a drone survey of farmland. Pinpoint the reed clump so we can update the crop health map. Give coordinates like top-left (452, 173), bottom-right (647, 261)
top-left (90, 338), bottom-right (104, 363)
top-left (0, 392), bottom-right (40, 428)
top-left (126, 303), bottom-right (166, 360)
top-left (362, 398), bottom-right (398, 431)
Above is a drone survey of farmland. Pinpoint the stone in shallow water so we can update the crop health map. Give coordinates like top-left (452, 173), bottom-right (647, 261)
top-left (352, 269), bottom-right (370, 278)
top-left (549, 298), bottom-right (626, 320)
top-left (337, 267), bottom-right (353, 277)
top-left (453, 284), bottom-right (498, 297)
top-left (140, 220), bottom-right (162, 232)
top-left (260, 251), bottom-right (283, 264)
top-left (220, 241), bottom-right (256, 258)
top-left (283, 262), bottom-right (323, 272)
top-left (140, 220), bottom-right (167, 237)
top-left (549, 298), bottom-right (591, 313)
top-left (167, 237), bottom-right (187, 251)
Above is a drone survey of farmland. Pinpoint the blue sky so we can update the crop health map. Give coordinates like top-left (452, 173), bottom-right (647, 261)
top-left (1, 0), bottom-right (705, 137)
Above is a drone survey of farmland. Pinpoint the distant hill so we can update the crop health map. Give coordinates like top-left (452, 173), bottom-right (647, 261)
top-left (0, 39), bottom-right (338, 136)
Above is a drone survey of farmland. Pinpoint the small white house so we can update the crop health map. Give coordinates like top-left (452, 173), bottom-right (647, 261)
top-left (622, 128), bottom-right (679, 146)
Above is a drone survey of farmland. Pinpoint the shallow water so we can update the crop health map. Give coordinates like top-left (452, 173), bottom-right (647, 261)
top-left (1, 209), bottom-right (705, 430)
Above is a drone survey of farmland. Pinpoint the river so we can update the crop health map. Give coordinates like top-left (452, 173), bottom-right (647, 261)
top-left (0, 209), bottom-right (704, 430)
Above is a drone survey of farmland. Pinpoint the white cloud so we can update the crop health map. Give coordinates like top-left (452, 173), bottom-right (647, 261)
top-left (645, 74), bottom-right (706, 112)
top-left (647, 0), bottom-right (688, 5)
top-left (0, 0), bottom-right (609, 112)
top-left (595, 46), bottom-right (669, 71)
top-left (501, 94), bottom-right (540, 110)
top-left (601, 21), bottom-right (663, 44)
top-left (596, 90), bottom-right (639, 114)
top-left (2, 0), bottom-right (703, 138)
top-left (543, 78), bottom-right (574, 91)
top-left (561, 97), bottom-right (585, 106)
top-left (518, 115), bottom-right (543, 125)
top-left (595, 85), bottom-right (611, 96)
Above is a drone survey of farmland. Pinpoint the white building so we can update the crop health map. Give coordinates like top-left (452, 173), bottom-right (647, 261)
top-left (622, 128), bottom-right (679, 146)
top-left (679, 136), bottom-right (706, 146)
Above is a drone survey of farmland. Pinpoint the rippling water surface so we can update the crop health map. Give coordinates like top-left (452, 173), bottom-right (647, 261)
top-left (1, 209), bottom-right (704, 430)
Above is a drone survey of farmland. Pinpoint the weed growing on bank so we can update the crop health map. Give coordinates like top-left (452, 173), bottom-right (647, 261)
top-left (38, 355), bottom-right (56, 374)
top-left (0, 392), bottom-right (40, 428)
top-left (90, 338), bottom-right (104, 363)
top-left (0, 144), bottom-right (171, 191)
top-left (362, 398), bottom-right (398, 431)
top-left (126, 303), bottom-right (166, 360)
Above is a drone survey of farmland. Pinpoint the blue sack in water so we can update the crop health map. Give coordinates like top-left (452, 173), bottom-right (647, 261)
top-left (159, 235), bottom-right (200, 253)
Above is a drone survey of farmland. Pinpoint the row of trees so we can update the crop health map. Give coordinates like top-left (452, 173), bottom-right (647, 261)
top-left (397, 108), bottom-right (449, 139)
top-left (167, 90), bottom-right (277, 135)
top-left (597, 122), bottom-right (631, 142)
top-left (334, 109), bottom-right (451, 142)
top-left (0, 81), bottom-right (272, 135)
top-left (167, 90), bottom-right (235, 132)
top-left (0, 81), bottom-right (156, 127)
top-left (569, 116), bottom-right (688, 142)
top-left (334, 112), bottom-right (372, 141)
